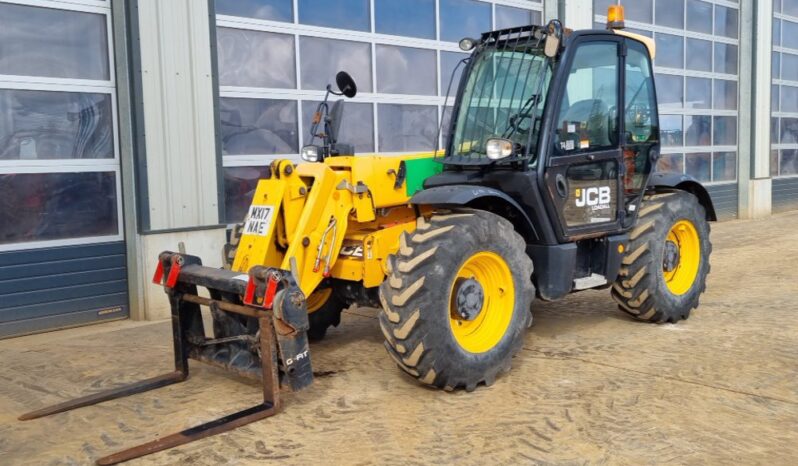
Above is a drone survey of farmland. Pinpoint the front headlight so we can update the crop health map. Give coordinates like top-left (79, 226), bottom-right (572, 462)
top-left (485, 138), bottom-right (514, 160)
top-left (300, 145), bottom-right (320, 162)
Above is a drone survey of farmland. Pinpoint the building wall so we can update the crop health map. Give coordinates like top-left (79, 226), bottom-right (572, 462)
top-left (771, 0), bottom-right (798, 213)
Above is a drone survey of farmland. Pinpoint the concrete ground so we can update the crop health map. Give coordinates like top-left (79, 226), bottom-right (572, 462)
top-left (2, 212), bottom-right (798, 466)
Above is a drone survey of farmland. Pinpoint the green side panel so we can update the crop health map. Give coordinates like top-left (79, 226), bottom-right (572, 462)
top-left (404, 157), bottom-right (443, 196)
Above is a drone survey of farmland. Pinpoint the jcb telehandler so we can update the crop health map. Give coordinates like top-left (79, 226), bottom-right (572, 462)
top-left (21, 6), bottom-right (713, 464)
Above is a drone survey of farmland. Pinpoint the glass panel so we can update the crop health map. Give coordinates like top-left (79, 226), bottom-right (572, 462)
top-left (712, 152), bottom-right (736, 181)
top-left (299, 37), bottom-right (372, 92)
top-left (713, 79), bottom-right (737, 110)
top-left (624, 0), bottom-right (653, 24)
top-left (441, 105), bottom-right (454, 147)
top-left (686, 0), bottom-right (713, 34)
top-left (775, 0), bottom-right (782, 14)
top-left (217, 28), bottom-right (296, 88)
top-left (219, 98), bottom-right (298, 155)
top-left (656, 74), bottom-right (683, 108)
top-left (302, 101), bottom-right (374, 152)
top-left (685, 152), bottom-right (711, 181)
top-left (627, 28), bottom-right (653, 38)
top-left (772, 117), bottom-right (780, 144)
top-left (0, 3), bottom-right (109, 80)
top-left (713, 116), bottom-right (736, 146)
top-left (224, 166), bottom-right (271, 224)
top-left (772, 85), bottom-right (780, 112)
top-left (495, 5), bottom-right (536, 29)
top-left (782, 118), bottom-right (798, 144)
top-left (625, 42), bottom-right (658, 144)
top-left (215, 0), bottom-right (293, 22)
top-left (376, 45), bottom-right (437, 95)
top-left (773, 52), bottom-right (781, 79)
top-left (375, 0), bottom-right (435, 39)
top-left (783, 20), bottom-right (798, 50)
top-left (298, 0), bottom-right (370, 31)
top-left (595, 0), bottom-right (615, 16)
top-left (686, 77), bottom-right (712, 109)
top-left (714, 6), bottom-right (739, 39)
top-left (0, 90), bottom-right (113, 160)
top-left (655, 0), bottom-right (684, 29)
top-left (377, 104), bottom-right (438, 151)
top-left (655, 33), bottom-right (684, 68)
top-left (439, 0), bottom-right (492, 42)
top-left (660, 115), bottom-right (683, 147)
top-left (0, 172), bottom-right (118, 245)
top-left (771, 149), bottom-right (780, 177)
top-left (774, 19), bottom-right (781, 46)
top-left (714, 43), bottom-right (738, 75)
top-left (782, 53), bottom-right (798, 82)
top-left (656, 153), bottom-right (684, 174)
top-left (556, 42), bottom-right (618, 154)
top-left (685, 115), bottom-right (711, 146)
top-left (780, 149), bottom-right (798, 176)
top-left (686, 38), bottom-right (712, 72)
top-left (783, 86), bottom-right (798, 112)
top-left (785, 0), bottom-right (798, 17)
top-left (441, 51), bottom-right (469, 96)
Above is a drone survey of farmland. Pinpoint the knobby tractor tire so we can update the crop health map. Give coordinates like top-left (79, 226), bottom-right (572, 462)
top-left (379, 209), bottom-right (535, 391)
top-left (612, 191), bottom-right (712, 323)
top-left (222, 223), bottom-right (345, 341)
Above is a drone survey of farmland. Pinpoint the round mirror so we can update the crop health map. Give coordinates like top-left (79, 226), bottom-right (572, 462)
top-left (336, 71), bottom-right (357, 98)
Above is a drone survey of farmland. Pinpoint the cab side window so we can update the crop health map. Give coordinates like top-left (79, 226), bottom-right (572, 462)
top-left (555, 41), bottom-right (619, 155)
top-left (623, 41), bottom-right (659, 193)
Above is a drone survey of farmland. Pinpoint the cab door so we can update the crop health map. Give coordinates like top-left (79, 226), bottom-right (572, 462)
top-left (543, 37), bottom-right (624, 240)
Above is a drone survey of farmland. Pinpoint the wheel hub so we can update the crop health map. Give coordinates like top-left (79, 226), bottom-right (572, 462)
top-left (452, 278), bottom-right (484, 321)
top-left (663, 240), bottom-right (680, 272)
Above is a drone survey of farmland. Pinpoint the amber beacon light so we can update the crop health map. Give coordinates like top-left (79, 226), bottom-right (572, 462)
top-left (607, 4), bottom-right (625, 29)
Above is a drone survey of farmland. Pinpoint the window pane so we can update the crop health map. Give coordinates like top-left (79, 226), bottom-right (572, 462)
top-left (780, 149), bottom-right (798, 176)
top-left (773, 52), bottom-right (781, 79)
top-left (772, 117), bottom-right (780, 144)
top-left (712, 152), bottom-right (736, 182)
top-left (771, 149), bottom-right (780, 177)
top-left (660, 115), bottom-right (683, 146)
top-left (298, 0), bottom-right (370, 31)
top-left (625, 42), bottom-right (658, 144)
top-left (215, 0), bottom-right (293, 22)
top-left (224, 166), bottom-right (271, 224)
top-left (302, 101), bottom-right (374, 152)
top-left (685, 115), bottom-right (711, 146)
top-left (713, 79), bottom-right (737, 110)
top-left (783, 86), bottom-right (798, 113)
top-left (774, 18), bottom-right (781, 46)
top-left (0, 90), bottom-right (113, 160)
top-left (0, 3), bottom-right (109, 80)
top-left (713, 116), bottom-right (736, 146)
top-left (217, 28), bottom-right (296, 88)
top-left (686, 38), bottom-right (712, 72)
top-left (783, 53), bottom-right (798, 82)
top-left (441, 105), bottom-right (454, 147)
top-left (0, 172), bottom-right (118, 245)
top-left (686, 0), bottom-right (713, 34)
top-left (624, 0), bottom-right (653, 24)
top-left (440, 0), bottom-right (491, 42)
top-left (714, 43), bottom-right (738, 75)
top-left (773, 85), bottom-right (780, 112)
top-left (220, 98), bottom-right (298, 155)
top-left (787, 0), bottom-right (798, 17)
top-left (782, 118), bottom-right (798, 144)
top-left (495, 5), bottom-right (534, 29)
top-left (656, 153), bottom-right (684, 174)
top-left (441, 52), bottom-right (469, 96)
top-left (378, 104), bottom-right (438, 151)
top-left (376, 45), bottom-right (437, 95)
top-left (375, 0), bottom-right (435, 39)
top-left (782, 20), bottom-right (798, 50)
top-left (595, 0), bottom-right (615, 15)
top-left (714, 6), bottom-right (739, 39)
top-left (656, 74), bottom-right (683, 108)
top-left (686, 77), bottom-right (711, 109)
top-left (685, 152), bottom-right (711, 181)
top-left (655, 33), bottom-right (684, 68)
top-left (655, 0), bottom-right (684, 28)
top-left (299, 37), bottom-right (372, 92)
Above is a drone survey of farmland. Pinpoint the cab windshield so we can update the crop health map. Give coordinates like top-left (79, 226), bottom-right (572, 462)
top-left (447, 43), bottom-right (551, 165)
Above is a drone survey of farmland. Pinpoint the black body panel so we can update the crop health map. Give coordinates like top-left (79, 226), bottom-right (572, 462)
top-left (647, 172), bottom-right (718, 221)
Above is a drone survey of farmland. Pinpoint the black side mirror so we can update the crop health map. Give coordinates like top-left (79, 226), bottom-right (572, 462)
top-left (335, 71), bottom-right (357, 98)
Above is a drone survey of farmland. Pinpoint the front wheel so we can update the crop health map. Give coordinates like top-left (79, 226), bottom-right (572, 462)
top-left (379, 210), bottom-right (534, 391)
top-left (612, 191), bottom-right (712, 323)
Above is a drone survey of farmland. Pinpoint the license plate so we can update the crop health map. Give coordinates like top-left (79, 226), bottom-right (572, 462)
top-left (242, 205), bottom-right (275, 237)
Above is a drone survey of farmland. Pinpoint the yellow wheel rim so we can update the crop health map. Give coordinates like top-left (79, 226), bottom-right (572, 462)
top-left (663, 220), bottom-right (701, 296)
top-left (306, 287), bottom-right (333, 313)
top-left (449, 252), bottom-right (515, 354)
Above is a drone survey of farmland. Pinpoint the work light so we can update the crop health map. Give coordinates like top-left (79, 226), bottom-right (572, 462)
top-left (301, 145), bottom-right (320, 162)
top-left (485, 138), bottom-right (513, 160)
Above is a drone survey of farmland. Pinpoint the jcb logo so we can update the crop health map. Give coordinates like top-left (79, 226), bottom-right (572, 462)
top-left (575, 187), bottom-right (611, 207)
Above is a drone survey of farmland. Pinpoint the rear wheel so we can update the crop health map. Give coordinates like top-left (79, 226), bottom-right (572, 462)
top-left (379, 210), bottom-right (534, 391)
top-left (306, 287), bottom-right (346, 341)
top-left (612, 191), bottom-right (712, 323)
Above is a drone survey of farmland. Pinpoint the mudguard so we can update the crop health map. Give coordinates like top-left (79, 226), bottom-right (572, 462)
top-left (647, 172), bottom-right (717, 221)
